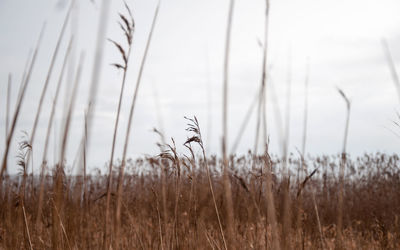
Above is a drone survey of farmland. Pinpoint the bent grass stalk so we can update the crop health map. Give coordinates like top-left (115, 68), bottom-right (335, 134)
top-left (0, 23), bottom-right (46, 180)
top-left (336, 88), bottom-right (351, 249)
top-left (25, 2), bottom-right (73, 175)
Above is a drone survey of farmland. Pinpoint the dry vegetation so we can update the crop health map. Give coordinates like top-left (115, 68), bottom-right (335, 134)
top-left (1, 0), bottom-right (400, 249)
top-left (2, 149), bottom-right (400, 249)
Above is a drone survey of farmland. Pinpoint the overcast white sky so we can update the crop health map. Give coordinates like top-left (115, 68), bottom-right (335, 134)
top-left (1, 0), bottom-right (400, 174)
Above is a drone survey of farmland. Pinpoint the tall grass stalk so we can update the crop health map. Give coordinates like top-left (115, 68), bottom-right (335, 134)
top-left (301, 60), bottom-right (309, 160)
top-left (185, 116), bottom-right (227, 250)
top-left (151, 188), bottom-right (164, 250)
top-left (21, 202), bottom-right (33, 250)
top-left (114, 2), bottom-right (160, 249)
top-left (168, 139), bottom-right (181, 248)
top-left (296, 60), bottom-right (325, 248)
top-left (222, 0), bottom-right (236, 246)
top-left (253, 88), bottom-right (265, 156)
top-left (282, 49), bottom-right (292, 173)
top-left (36, 37), bottom-right (73, 229)
top-left (82, 109), bottom-right (88, 207)
top-left (253, 0), bottom-right (270, 157)
top-left (336, 88), bottom-right (351, 249)
top-left (258, 2), bottom-right (281, 249)
top-left (0, 23), bottom-right (46, 180)
top-left (84, 0), bottom-right (111, 167)
top-left (294, 61), bottom-right (309, 246)
top-left (230, 88), bottom-right (259, 154)
top-left (14, 49), bottom-right (34, 110)
top-left (52, 52), bottom-right (84, 250)
top-left (269, 79), bottom-right (285, 152)
top-left (6, 74), bottom-right (11, 142)
top-left (153, 129), bottom-right (169, 246)
top-left (51, 198), bottom-right (72, 250)
top-left (264, 152), bottom-right (280, 250)
top-left (14, 50), bottom-right (32, 110)
top-left (104, 3), bottom-right (135, 247)
top-left (282, 48), bottom-right (293, 250)
top-left (25, 2), bottom-right (73, 174)
top-left (59, 51), bottom-right (85, 192)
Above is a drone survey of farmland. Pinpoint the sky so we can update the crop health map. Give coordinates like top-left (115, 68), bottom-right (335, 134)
top-left (1, 0), bottom-right (400, 175)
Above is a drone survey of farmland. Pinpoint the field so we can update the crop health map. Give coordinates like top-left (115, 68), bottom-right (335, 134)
top-left (2, 151), bottom-right (400, 249)
top-left (1, 0), bottom-right (400, 249)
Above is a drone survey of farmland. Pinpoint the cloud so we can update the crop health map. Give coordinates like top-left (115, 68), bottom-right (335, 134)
top-left (1, 0), bottom-right (400, 174)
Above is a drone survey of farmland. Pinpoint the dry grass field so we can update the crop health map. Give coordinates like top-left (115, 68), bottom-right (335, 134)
top-left (2, 150), bottom-right (400, 249)
top-left (1, 0), bottom-right (400, 249)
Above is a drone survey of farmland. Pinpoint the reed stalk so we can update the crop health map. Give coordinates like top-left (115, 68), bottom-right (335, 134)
top-left (114, 2), bottom-right (160, 249)
top-left (104, 3), bottom-right (135, 247)
top-left (25, 2), bottom-right (73, 176)
top-left (0, 23), bottom-right (46, 180)
top-left (6, 74), bottom-right (11, 141)
top-left (222, 0), bottom-right (236, 246)
top-left (336, 88), bottom-right (351, 249)
top-left (36, 37), bottom-right (73, 229)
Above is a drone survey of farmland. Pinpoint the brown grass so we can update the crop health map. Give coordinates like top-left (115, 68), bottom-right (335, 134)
top-left (2, 151), bottom-right (400, 249)
top-left (1, 1), bottom-right (399, 250)
top-left (115, 2), bottom-right (160, 249)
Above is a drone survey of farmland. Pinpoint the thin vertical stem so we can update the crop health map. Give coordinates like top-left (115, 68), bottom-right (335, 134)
top-left (21, 204), bottom-right (33, 250)
top-left (297, 59), bottom-right (325, 248)
top-left (336, 88), bottom-right (351, 249)
top-left (104, 41), bottom-right (132, 250)
top-left (53, 52), bottom-right (84, 250)
top-left (301, 59), bottom-right (309, 159)
top-left (222, 0), bottom-right (235, 246)
top-left (115, 3), bottom-right (160, 249)
top-left (230, 87), bottom-right (260, 154)
top-left (83, 109), bottom-right (88, 206)
top-left (281, 46), bottom-right (292, 250)
top-left (85, 0), bottom-right (111, 169)
top-left (254, 0), bottom-right (270, 156)
top-left (6, 74), bottom-right (11, 141)
top-left (260, 2), bottom-right (280, 248)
